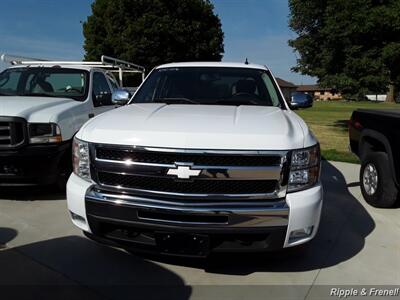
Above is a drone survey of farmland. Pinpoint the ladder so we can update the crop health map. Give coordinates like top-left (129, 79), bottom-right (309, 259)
top-left (0, 53), bottom-right (146, 86)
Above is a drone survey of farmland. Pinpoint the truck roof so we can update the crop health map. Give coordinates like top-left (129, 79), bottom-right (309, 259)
top-left (156, 61), bottom-right (269, 71)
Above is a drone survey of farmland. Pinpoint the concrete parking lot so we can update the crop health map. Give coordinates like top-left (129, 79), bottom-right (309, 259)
top-left (0, 161), bottom-right (399, 300)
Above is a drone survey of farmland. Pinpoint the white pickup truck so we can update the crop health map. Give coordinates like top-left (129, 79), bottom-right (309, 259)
top-left (67, 62), bottom-right (323, 256)
top-left (0, 54), bottom-right (144, 188)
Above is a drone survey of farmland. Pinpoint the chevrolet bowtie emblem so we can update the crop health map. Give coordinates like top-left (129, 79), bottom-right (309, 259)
top-left (167, 165), bottom-right (201, 179)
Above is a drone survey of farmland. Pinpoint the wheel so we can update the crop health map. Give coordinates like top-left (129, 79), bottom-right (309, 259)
top-left (360, 152), bottom-right (398, 208)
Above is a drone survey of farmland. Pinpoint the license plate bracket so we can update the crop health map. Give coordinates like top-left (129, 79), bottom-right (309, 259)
top-left (155, 232), bottom-right (210, 256)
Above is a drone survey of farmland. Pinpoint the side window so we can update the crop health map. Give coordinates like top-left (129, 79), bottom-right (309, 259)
top-left (106, 73), bottom-right (119, 91)
top-left (92, 72), bottom-right (112, 106)
top-left (0, 70), bottom-right (22, 93)
top-left (261, 73), bottom-right (280, 106)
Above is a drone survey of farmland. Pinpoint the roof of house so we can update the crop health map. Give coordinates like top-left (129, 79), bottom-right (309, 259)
top-left (275, 77), bottom-right (297, 88)
top-left (297, 84), bottom-right (330, 92)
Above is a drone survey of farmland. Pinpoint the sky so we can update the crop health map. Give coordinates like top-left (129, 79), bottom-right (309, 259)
top-left (0, 0), bottom-right (315, 84)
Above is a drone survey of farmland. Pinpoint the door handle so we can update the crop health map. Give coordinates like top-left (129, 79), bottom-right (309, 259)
top-left (88, 113), bottom-right (95, 118)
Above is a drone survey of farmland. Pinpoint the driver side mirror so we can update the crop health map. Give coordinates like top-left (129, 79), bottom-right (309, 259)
top-left (112, 89), bottom-right (131, 105)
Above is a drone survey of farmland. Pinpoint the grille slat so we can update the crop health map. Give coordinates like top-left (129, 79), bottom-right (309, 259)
top-left (96, 148), bottom-right (281, 166)
top-left (0, 122), bottom-right (11, 146)
top-left (0, 119), bottom-right (25, 148)
top-left (98, 172), bottom-right (277, 195)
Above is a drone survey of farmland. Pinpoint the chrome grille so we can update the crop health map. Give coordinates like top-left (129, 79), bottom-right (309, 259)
top-left (0, 117), bottom-right (26, 148)
top-left (92, 145), bottom-right (289, 201)
top-left (97, 172), bottom-right (278, 195)
top-left (96, 148), bottom-right (282, 166)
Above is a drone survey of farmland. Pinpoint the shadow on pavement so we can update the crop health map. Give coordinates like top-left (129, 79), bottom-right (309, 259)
top-left (136, 161), bottom-right (376, 275)
top-left (0, 228), bottom-right (191, 300)
top-left (0, 227), bottom-right (17, 248)
top-left (0, 185), bottom-right (65, 201)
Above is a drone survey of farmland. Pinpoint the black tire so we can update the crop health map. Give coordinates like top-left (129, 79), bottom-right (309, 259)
top-left (360, 152), bottom-right (398, 208)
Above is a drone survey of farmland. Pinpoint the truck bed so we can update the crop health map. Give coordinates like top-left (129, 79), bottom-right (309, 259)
top-left (355, 108), bottom-right (400, 118)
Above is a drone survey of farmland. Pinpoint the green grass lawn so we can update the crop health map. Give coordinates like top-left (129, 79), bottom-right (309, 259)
top-left (295, 101), bottom-right (399, 163)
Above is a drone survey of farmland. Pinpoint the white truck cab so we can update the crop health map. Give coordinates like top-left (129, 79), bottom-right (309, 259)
top-left (0, 54), bottom-right (144, 188)
top-left (67, 62), bottom-right (323, 255)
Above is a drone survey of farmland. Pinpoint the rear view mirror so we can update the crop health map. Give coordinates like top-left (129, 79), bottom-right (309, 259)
top-left (112, 89), bottom-right (131, 105)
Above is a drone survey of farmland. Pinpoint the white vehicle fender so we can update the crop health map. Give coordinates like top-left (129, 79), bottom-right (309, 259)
top-left (49, 102), bottom-right (92, 141)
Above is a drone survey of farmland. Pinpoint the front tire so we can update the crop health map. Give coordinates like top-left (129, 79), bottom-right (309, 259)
top-left (360, 152), bottom-right (398, 208)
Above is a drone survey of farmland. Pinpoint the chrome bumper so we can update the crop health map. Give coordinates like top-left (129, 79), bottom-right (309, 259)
top-left (85, 188), bottom-right (289, 229)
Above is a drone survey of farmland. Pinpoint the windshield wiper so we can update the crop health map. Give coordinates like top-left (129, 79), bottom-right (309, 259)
top-left (152, 97), bottom-right (199, 104)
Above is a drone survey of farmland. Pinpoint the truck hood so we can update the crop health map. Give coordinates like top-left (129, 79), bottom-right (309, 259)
top-left (0, 96), bottom-right (79, 122)
top-left (79, 103), bottom-right (306, 150)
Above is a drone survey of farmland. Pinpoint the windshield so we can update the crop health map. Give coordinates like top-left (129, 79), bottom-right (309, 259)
top-left (0, 67), bottom-right (89, 101)
top-left (132, 67), bottom-right (284, 107)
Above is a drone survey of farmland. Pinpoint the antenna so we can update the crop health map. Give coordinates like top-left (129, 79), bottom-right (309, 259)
top-left (245, 58), bottom-right (249, 65)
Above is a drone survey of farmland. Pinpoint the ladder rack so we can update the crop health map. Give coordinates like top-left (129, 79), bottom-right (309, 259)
top-left (0, 53), bottom-right (146, 85)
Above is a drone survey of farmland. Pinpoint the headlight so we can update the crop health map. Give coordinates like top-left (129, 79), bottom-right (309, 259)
top-left (72, 137), bottom-right (91, 181)
top-left (288, 144), bottom-right (320, 192)
top-left (29, 123), bottom-right (62, 144)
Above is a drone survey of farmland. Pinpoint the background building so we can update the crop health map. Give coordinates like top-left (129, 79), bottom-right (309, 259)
top-left (276, 77), bottom-right (297, 102)
top-left (297, 84), bottom-right (342, 101)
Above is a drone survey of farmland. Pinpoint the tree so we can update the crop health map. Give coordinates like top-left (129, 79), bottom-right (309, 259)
top-left (289, 0), bottom-right (400, 101)
top-left (83, 0), bottom-right (224, 73)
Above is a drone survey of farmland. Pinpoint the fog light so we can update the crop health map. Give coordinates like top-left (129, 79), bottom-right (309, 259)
top-left (70, 211), bottom-right (86, 224)
top-left (289, 226), bottom-right (313, 242)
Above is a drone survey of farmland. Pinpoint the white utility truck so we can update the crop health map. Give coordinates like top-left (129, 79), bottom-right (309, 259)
top-left (0, 54), bottom-right (144, 188)
top-left (67, 62), bottom-right (323, 256)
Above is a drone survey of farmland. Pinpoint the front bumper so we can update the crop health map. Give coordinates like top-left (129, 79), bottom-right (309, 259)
top-left (67, 174), bottom-right (323, 255)
top-left (0, 142), bottom-right (70, 186)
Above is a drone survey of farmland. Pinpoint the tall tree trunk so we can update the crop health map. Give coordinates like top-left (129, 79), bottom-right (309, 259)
top-left (386, 83), bottom-right (398, 103)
